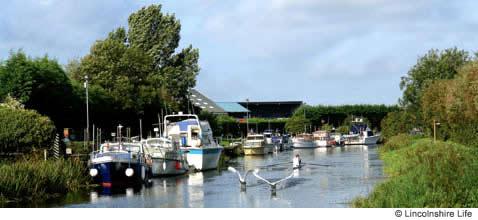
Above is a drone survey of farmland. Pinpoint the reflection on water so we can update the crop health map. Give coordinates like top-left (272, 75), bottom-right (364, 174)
top-left (62, 145), bottom-right (384, 208)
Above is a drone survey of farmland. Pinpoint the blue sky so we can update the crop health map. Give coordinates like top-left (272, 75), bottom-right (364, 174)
top-left (1, 0), bottom-right (478, 106)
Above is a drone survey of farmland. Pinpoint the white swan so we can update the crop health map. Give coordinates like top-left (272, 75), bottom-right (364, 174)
top-left (228, 167), bottom-right (252, 190)
top-left (252, 169), bottom-right (293, 193)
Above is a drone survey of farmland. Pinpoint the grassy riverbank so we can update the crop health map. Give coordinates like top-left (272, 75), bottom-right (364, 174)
top-left (353, 134), bottom-right (478, 208)
top-left (0, 158), bottom-right (91, 205)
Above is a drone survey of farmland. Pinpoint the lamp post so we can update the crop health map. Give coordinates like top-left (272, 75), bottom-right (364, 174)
top-left (246, 98), bottom-right (249, 135)
top-left (433, 120), bottom-right (440, 142)
top-left (85, 75), bottom-right (89, 150)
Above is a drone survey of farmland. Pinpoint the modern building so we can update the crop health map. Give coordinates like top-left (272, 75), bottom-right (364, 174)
top-left (189, 89), bottom-right (302, 119)
top-left (237, 101), bottom-right (303, 119)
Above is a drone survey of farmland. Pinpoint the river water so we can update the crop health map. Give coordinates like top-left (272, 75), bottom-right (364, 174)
top-left (60, 145), bottom-right (384, 208)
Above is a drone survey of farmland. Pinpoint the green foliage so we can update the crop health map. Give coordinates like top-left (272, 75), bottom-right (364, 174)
top-left (0, 50), bottom-right (76, 129)
top-left (0, 107), bottom-right (56, 153)
top-left (128, 4), bottom-right (199, 107)
top-left (354, 137), bottom-right (478, 207)
top-left (0, 158), bottom-right (90, 204)
top-left (335, 125), bottom-right (349, 134)
top-left (380, 111), bottom-right (417, 142)
top-left (285, 115), bottom-right (311, 134)
top-left (292, 104), bottom-right (398, 130)
top-left (421, 61), bottom-right (478, 145)
top-left (399, 47), bottom-right (471, 125)
top-left (320, 124), bottom-right (333, 131)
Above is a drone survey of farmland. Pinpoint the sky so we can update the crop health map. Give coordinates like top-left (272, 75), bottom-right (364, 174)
top-left (1, 0), bottom-right (478, 106)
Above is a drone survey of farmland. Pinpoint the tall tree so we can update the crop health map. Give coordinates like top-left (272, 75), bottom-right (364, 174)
top-left (128, 5), bottom-right (200, 107)
top-left (399, 47), bottom-right (470, 115)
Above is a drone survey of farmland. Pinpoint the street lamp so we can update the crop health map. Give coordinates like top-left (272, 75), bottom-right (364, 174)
top-left (433, 120), bottom-right (440, 142)
top-left (85, 75), bottom-right (89, 150)
top-left (246, 98), bottom-right (249, 134)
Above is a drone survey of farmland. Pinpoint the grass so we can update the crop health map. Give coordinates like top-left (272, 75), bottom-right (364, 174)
top-left (0, 157), bottom-right (91, 205)
top-left (353, 134), bottom-right (478, 208)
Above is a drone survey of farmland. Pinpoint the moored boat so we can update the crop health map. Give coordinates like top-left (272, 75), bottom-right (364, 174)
top-left (163, 112), bottom-right (223, 171)
top-left (89, 141), bottom-right (151, 187)
top-left (243, 134), bottom-right (270, 155)
top-left (292, 133), bottom-right (315, 149)
top-left (312, 130), bottom-right (333, 148)
top-left (142, 137), bottom-right (189, 176)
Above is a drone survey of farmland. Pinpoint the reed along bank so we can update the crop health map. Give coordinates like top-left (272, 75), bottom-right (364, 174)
top-left (353, 134), bottom-right (478, 208)
top-left (0, 158), bottom-right (91, 206)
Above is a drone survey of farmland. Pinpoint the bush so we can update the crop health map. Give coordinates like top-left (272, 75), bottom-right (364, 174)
top-left (0, 107), bottom-right (56, 153)
top-left (380, 111), bottom-right (417, 142)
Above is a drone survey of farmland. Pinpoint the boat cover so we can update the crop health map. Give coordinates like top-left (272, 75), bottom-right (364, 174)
top-left (351, 125), bottom-right (368, 133)
top-left (178, 120), bottom-right (199, 131)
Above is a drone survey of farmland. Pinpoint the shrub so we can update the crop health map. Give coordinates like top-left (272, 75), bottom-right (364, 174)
top-left (380, 111), bottom-right (417, 142)
top-left (0, 106), bottom-right (56, 153)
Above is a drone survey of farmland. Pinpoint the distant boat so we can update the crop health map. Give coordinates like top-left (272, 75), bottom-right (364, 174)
top-left (312, 130), bottom-right (333, 148)
top-left (343, 126), bottom-right (379, 145)
top-left (163, 112), bottom-right (223, 171)
top-left (292, 133), bottom-right (315, 149)
top-left (262, 130), bottom-right (275, 153)
top-left (243, 134), bottom-right (272, 155)
top-left (142, 137), bottom-right (189, 176)
top-left (89, 141), bottom-right (151, 187)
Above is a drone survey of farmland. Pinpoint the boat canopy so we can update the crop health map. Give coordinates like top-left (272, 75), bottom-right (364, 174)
top-left (178, 119), bottom-right (199, 132)
top-left (351, 125), bottom-right (368, 133)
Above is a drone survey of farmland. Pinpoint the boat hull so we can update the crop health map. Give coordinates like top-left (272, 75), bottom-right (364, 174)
top-left (244, 147), bottom-right (266, 155)
top-left (314, 140), bottom-right (332, 148)
top-left (344, 135), bottom-right (380, 145)
top-left (92, 161), bottom-right (149, 187)
top-left (151, 158), bottom-right (188, 176)
top-left (184, 147), bottom-right (222, 170)
top-left (292, 141), bottom-right (316, 149)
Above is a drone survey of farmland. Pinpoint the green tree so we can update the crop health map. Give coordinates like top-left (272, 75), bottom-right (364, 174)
top-left (399, 48), bottom-right (470, 119)
top-left (0, 50), bottom-right (76, 129)
top-left (128, 5), bottom-right (199, 107)
top-left (285, 115), bottom-right (311, 134)
top-left (74, 37), bottom-right (155, 115)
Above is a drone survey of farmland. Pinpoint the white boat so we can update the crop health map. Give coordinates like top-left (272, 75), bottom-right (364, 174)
top-left (330, 133), bottom-right (344, 146)
top-left (262, 130), bottom-right (274, 153)
top-left (243, 134), bottom-right (272, 155)
top-left (343, 129), bottom-right (380, 145)
top-left (142, 137), bottom-right (189, 176)
top-left (163, 112), bottom-right (223, 171)
top-left (292, 133), bottom-right (315, 149)
top-left (312, 130), bottom-right (333, 147)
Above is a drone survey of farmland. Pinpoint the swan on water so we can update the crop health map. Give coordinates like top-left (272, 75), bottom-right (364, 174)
top-left (228, 167), bottom-right (252, 190)
top-left (252, 169), bottom-right (293, 193)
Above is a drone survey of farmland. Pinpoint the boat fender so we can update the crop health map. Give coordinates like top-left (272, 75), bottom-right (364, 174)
top-left (175, 161), bottom-right (181, 170)
top-left (141, 166), bottom-right (145, 180)
top-left (125, 168), bottom-right (134, 177)
top-left (89, 168), bottom-right (98, 177)
top-left (163, 161), bottom-right (167, 170)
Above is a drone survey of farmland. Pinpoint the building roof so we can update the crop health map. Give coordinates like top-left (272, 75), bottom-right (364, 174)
top-left (216, 102), bottom-right (250, 113)
top-left (189, 89), bottom-right (225, 113)
top-left (237, 101), bottom-right (303, 105)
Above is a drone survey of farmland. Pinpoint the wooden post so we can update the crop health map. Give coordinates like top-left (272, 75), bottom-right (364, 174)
top-left (433, 119), bottom-right (436, 142)
top-left (44, 149), bottom-right (47, 161)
